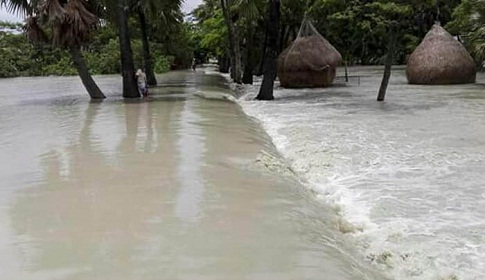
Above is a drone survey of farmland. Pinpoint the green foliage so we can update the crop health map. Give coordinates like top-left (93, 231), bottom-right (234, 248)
top-left (189, 0), bottom-right (462, 67)
top-left (306, 0), bottom-right (460, 64)
top-left (153, 55), bottom-right (173, 73)
top-left (42, 55), bottom-right (77, 76)
top-left (0, 33), bottom-right (23, 77)
top-left (447, 0), bottom-right (485, 61)
top-left (155, 22), bottom-right (195, 69)
top-left (0, 23), bottom-right (180, 78)
top-left (198, 10), bottom-right (228, 57)
top-left (85, 38), bottom-right (121, 75)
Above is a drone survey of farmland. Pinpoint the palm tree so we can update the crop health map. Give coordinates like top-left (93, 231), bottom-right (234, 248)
top-left (235, 0), bottom-right (264, 84)
top-left (1, 0), bottom-right (106, 99)
top-left (117, 0), bottom-right (140, 98)
top-left (135, 3), bottom-right (157, 85)
top-left (136, 0), bottom-right (183, 86)
top-left (256, 0), bottom-right (279, 100)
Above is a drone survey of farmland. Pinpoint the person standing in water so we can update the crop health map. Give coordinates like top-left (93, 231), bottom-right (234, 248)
top-left (192, 58), bottom-right (197, 71)
top-left (135, 69), bottom-right (148, 97)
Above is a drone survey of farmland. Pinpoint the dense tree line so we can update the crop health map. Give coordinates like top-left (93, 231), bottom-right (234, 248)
top-left (190, 0), bottom-right (484, 99)
top-left (192, 0), bottom-right (467, 71)
top-left (1, 0), bottom-right (484, 100)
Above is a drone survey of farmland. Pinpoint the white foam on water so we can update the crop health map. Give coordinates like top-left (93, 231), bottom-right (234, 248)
top-left (235, 68), bottom-right (485, 280)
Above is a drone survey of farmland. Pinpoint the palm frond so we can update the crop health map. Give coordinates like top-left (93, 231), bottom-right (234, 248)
top-left (60, 0), bottom-right (98, 47)
top-left (234, 0), bottom-right (260, 20)
top-left (38, 0), bottom-right (66, 23)
top-left (25, 16), bottom-right (48, 43)
top-left (1, 0), bottom-right (35, 16)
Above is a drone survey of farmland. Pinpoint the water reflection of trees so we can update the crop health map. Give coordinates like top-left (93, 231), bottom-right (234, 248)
top-left (10, 99), bottom-right (185, 278)
top-left (8, 84), bottom-right (331, 279)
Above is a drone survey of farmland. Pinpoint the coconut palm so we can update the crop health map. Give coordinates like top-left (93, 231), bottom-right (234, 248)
top-left (97, 0), bottom-right (184, 97)
top-left (136, 0), bottom-right (183, 86)
top-left (235, 0), bottom-right (264, 84)
top-left (256, 0), bottom-right (280, 100)
top-left (116, 0), bottom-right (140, 98)
top-left (1, 0), bottom-right (106, 99)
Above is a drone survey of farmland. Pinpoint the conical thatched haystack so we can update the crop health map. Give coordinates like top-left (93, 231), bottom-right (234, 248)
top-left (406, 24), bottom-right (476, 85)
top-left (278, 34), bottom-right (341, 88)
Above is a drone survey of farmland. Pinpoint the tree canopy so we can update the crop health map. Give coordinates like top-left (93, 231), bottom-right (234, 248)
top-left (2, 0), bottom-right (484, 99)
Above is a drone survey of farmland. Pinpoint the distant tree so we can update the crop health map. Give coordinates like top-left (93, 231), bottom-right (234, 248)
top-left (192, 1), bottom-right (229, 72)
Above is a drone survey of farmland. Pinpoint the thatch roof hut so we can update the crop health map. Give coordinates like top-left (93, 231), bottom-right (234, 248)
top-left (406, 24), bottom-right (476, 85)
top-left (278, 34), bottom-right (341, 88)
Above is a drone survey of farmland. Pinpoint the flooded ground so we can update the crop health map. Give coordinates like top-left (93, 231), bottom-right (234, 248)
top-left (238, 66), bottom-right (485, 280)
top-left (0, 71), bottom-right (383, 279)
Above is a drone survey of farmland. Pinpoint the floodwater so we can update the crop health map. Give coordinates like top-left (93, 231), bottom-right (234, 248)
top-left (0, 70), bottom-right (383, 280)
top-left (238, 66), bottom-right (485, 280)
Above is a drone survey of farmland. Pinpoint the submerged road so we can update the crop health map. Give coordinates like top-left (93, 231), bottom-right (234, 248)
top-left (0, 70), bottom-right (383, 280)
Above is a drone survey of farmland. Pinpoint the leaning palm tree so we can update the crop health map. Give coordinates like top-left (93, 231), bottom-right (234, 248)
top-left (1, 0), bottom-right (106, 99)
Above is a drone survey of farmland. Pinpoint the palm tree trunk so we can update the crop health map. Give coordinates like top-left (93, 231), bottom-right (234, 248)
top-left (218, 54), bottom-right (230, 73)
top-left (279, 24), bottom-right (288, 53)
top-left (345, 53), bottom-right (349, 82)
top-left (377, 32), bottom-right (396, 102)
top-left (137, 9), bottom-right (157, 86)
top-left (242, 24), bottom-right (254, 85)
top-left (118, 0), bottom-right (140, 98)
top-left (221, 0), bottom-right (242, 84)
top-left (256, 25), bottom-right (269, 76)
top-left (69, 46), bottom-right (105, 99)
top-left (256, 0), bottom-right (280, 100)
top-left (242, 47), bottom-right (254, 84)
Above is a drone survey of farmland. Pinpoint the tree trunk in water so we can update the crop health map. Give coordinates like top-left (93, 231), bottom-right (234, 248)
top-left (118, 0), bottom-right (139, 98)
top-left (256, 25), bottom-right (269, 76)
top-left (242, 49), bottom-right (254, 84)
top-left (230, 55), bottom-right (236, 79)
top-left (221, 0), bottom-right (242, 84)
top-left (377, 33), bottom-right (396, 102)
top-left (137, 9), bottom-right (157, 86)
top-left (218, 55), bottom-right (230, 73)
top-left (279, 24), bottom-right (288, 53)
top-left (242, 25), bottom-right (254, 85)
top-left (345, 62), bottom-right (349, 82)
top-left (256, 0), bottom-right (280, 100)
top-left (69, 46), bottom-right (105, 99)
top-left (345, 55), bottom-right (349, 82)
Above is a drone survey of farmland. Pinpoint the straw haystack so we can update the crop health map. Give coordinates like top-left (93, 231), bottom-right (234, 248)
top-left (406, 24), bottom-right (476, 85)
top-left (278, 35), bottom-right (342, 88)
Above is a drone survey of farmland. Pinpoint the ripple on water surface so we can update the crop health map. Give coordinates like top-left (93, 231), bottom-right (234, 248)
top-left (238, 67), bottom-right (485, 280)
top-left (0, 71), bottom-right (387, 280)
